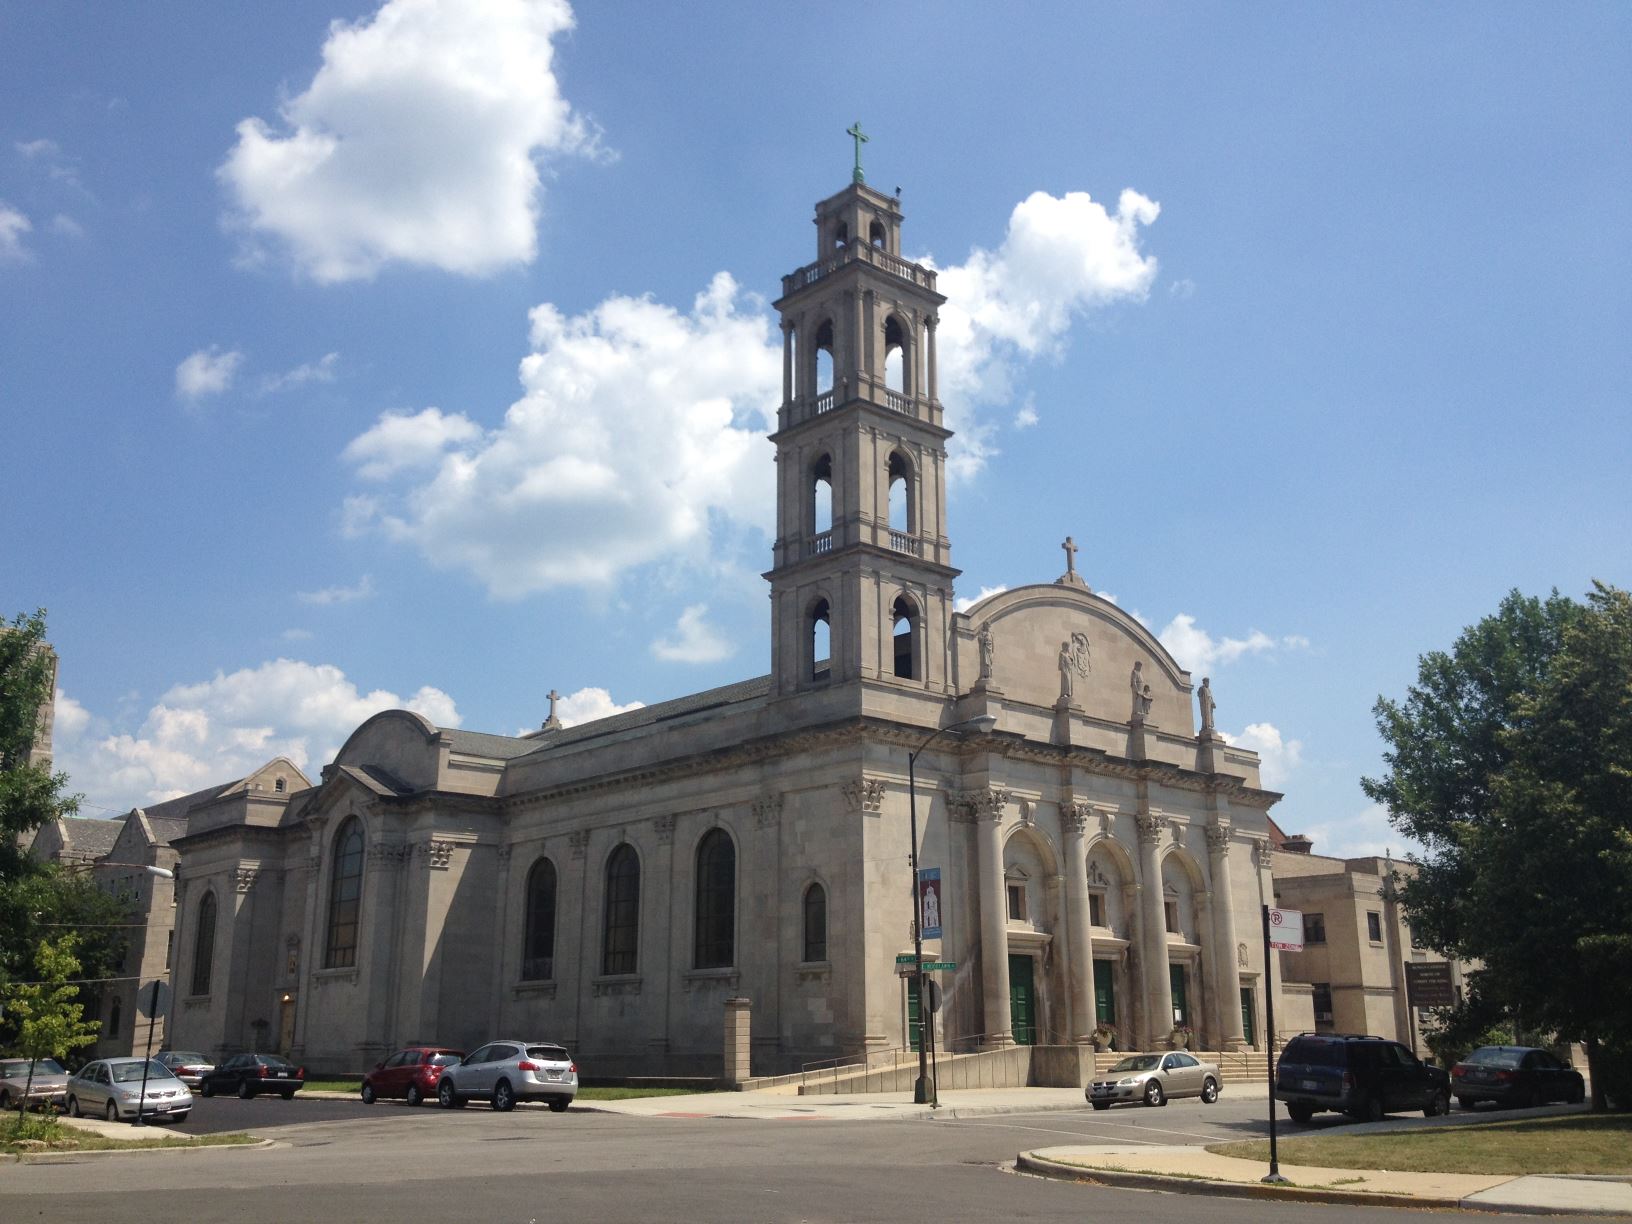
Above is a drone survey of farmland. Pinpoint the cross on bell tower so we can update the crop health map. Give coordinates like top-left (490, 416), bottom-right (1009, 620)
top-left (765, 143), bottom-right (958, 699)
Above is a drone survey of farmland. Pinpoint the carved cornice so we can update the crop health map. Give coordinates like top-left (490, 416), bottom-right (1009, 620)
top-left (368, 843), bottom-right (412, 868)
top-left (753, 793), bottom-right (784, 829)
top-left (842, 778), bottom-right (886, 814)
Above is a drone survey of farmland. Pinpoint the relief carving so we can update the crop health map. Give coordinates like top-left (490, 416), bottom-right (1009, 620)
top-left (1135, 811), bottom-right (1164, 846)
top-left (753, 793), bottom-right (784, 829)
top-left (1205, 823), bottom-right (1232, 854)
top-left (234, 867), bottom-right (259, 893)
top-left (842, 778), bottom-right (886, 814)
top-left (951, 787), bottom-right (1012, 823)
top-left (424, 840), bottom-right (455, 871)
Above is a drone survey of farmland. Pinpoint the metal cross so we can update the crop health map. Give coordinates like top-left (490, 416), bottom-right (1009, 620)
top-left (847, 122), bottom-right (868, 184)
top-left (1062, 536), bottom-right (1078, 576)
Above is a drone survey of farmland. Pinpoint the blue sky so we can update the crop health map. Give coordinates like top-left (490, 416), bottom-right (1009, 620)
top-left (4, 1), bottom-right (1628, 857)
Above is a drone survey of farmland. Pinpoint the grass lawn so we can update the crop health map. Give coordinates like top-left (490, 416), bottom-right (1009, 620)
top-left (1209, 1113), bottom-right (1632, 1177)
top-left (2, 1114), bottom-right (257, 1155)
top-left (301, 1079), bottom-right (701, 1101)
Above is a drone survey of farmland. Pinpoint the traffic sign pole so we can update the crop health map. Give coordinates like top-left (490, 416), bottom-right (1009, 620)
top-left (1261, 905), bottom-right (1287, 1183)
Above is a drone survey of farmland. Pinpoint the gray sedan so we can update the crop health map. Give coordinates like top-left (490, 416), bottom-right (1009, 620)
top-left (1086, 1051), bottom-right (1222, 1109)
top-left (0, 1058), bottom-right (70, 1111)
top-left (66, 1058), bottom-right (193, 1123)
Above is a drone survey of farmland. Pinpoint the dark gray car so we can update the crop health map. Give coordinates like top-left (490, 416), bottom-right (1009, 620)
top-left (436, 1040), bottom-right (577, 1112)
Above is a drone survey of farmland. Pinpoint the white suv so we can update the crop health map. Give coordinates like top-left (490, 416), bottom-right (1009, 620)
top-left (436, 1040), bottom-right (577, 1112)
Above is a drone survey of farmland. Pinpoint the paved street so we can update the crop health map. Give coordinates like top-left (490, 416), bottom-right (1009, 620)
top-left (1, 1094), bottom-right (1585, 1223)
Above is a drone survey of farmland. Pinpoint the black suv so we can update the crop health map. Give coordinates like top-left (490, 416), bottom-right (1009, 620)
top-left (1275, 1033), bottom-right (1450, 1123)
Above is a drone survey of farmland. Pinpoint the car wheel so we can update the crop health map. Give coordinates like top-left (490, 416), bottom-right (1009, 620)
top-left (439, 1080), bottom-right (459, 1109)
top-left (237, 1081), bottom-right (254, 1100)
top-left (1568, 1079), bottom-right (1585, 1105)
top-left (200, 1080), bottom-right (215, 1098)
top-left (406, 1085), bottom-right (423, 1107)
top-left (1200, 1077), bottom-right (1219, 1105)
top-left (492, 1080), bottom-right (516, 1112)
top-left (1513, 1088), bottom-right (1537, 1110)
top-left (1143, 1080), bottom-right (1165, 1107)
top-left (67, 1095), bottom-right (80, 1118)
top-left (1287, 1103), bottom-right (1315, 1124)
top-left (106, 1100), bottom-right (120, 1122)
top-left (0, 1090), bottom-right (10, 1110)
top-left (173, 1112), bottom-right (189, 1123)
top-left (1359, 1095), bottom-right (1384, 1123)
top-left (1090, 1102), bottom-right (1111, 1112)
top-left (1457, 1096), bottom-right (1475, 1110)
top-left (280, 1090), bottom-right (295, 1101)
top-left (1424, 1089), bottom-right (1450, 1118)
top-left (361, 1082), bottom-right (376, 1105)
top-left (548, 1098), bottom-right (569, 1114)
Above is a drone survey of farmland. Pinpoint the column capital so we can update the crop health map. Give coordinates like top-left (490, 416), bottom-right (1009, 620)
top-left (952, 786), bottom-right (1011, 823)
top-left (1204, 823), bottom-right (1232, 854)
top-left (1135, 811), bottom-right (1164, 846)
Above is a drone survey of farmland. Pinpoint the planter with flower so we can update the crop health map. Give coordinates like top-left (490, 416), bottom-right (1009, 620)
top-left (1090, 1023), bottom-right (1117, 1052)
top-left (1168, 1025), bottom-right (1193, 1050)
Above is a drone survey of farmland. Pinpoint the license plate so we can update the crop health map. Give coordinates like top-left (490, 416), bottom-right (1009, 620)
top-left (546, 1070), bottom-right (562, 1081)
top-left (1301, 1079), bottom-right (1319, 1090)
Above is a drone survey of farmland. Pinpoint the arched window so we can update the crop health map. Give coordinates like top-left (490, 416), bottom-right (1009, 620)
top-left (325, 817), bottom-right (364, 969)
top-left (893, 595), bottom-right (920, 679)
top-left (814, 319), bottom-right (835, 396)
top-left (831, 221), bottom-right (848, 250)
top-left (694, 829), bottom-right (736, 969)
top-left (803, 882), bottom-right (828, 963)
top-left (884, 315), bottom-right (907, 394)
top-left (522, 857), bottom-right (557, 981)
top-left (887, 451), bottom-right (914, 535)
top-left (108, 995), bottom-right (121, 1039)
top-left (870, 219), bottom-right (886, 248)
top-left (810, 598), bottom-right (831, 682)
top-left (191, 891), bottom-right (217, 995)
top-left (602, 844), bottom-right (640, 975)
top-left (811, 453), bottom-right (834, 536)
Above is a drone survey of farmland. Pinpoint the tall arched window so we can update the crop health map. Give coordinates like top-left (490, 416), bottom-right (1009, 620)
top-left (803, 882), bottom-right (828, 963)
top-left (811, 453), bottom-right (834, 536)
top-left (893, 595), bottom-right (920, 679)
top-left (694, 829), bottom-right (736, 969)
top-left (810, 598), bottom-right (831, 682)
top-left (814, 320), bottom-right (835, 395)
top-left (887, 451), bottom-right (913, 534)
top-left (191, 891), bottom-right (217, 995)
top-left (884, 315), bottom-right (907, 393)
top-left (522, 857), bottom-right (557, 981)
top-left (325, 817), bottom-right (364, 969)
top-left (602, 844), bottom-right (641, 975)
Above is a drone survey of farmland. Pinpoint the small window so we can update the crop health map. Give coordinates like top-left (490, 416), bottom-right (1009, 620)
top-left (803, 882), bottom-right (828, 963)
top-left (1305, 913), bottom-right (1327, 944)
top-left (275, 777), bottom-right (286, 794)
top-left (1312, 983), bottom-right (1334, 1026)
top-left (1006, 882), bottom-right (1026, 922)
top-left (1366, 911), bottom-right (1383, 943)
top-left (1164, 900), bottom-right (1180, 933)
top-left (1088, 891), bottom-right (1105, 927)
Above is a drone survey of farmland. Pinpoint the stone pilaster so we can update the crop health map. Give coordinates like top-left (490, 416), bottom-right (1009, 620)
top-left (973, 791), bottom-right (1012, 1047)
top-left (1136, 808), bottom-right (1174, 1048)
top-left (1063, 802), bottom-right (1095, 1042)
top-left (1206, 821), bottom-right (1246, 1049)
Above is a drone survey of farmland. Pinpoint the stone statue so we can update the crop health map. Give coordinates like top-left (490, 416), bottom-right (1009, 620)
top-left (978, 623), bottom-right (995, 681)
top-left (1130, 661), bottom-right (1153, 720)
top-left (1059, 640), bottom-right (1075, 700)
top-left (1197, 676), bottom-right (1216, 734)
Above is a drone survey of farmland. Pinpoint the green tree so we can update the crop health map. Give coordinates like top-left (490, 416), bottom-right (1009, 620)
top-left (1365, 584), bottom-right (1632, 1107)
top-left (2, 934), bottom-right (101, 1126)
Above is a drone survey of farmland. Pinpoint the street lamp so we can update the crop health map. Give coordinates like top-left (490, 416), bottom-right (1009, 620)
top-left (907, 713), bottom-right (998, 1106)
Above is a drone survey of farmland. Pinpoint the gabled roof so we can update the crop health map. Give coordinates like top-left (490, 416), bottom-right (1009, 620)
top-left (55, 815), bottom-right (125, 858)
top-left (142, 814), bottom-right (190, 847)
top-left (528, 675), bottom-right (772, 750)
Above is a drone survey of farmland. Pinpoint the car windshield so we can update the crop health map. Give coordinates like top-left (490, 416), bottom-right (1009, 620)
top-left (1285, 1039), bottom-right (1346, 1066)
top-left (428, 1054), bottom-right (462, 1067)
top-left (258, 1057), bottom-right (294, 1069)
top-left (111, 1061), bottom-right (175, 1083)
top-left (526, 1046), bottom-right (569, 1062)
top-left (1464, 1048), bottom-right (1525, 1068)
top-left (1109, 1056), bottom-right (1160, 1073)
top-left (2, 1059), bottom-right (67, 1078)
top-left (168, 1052), bottom-right (208, 1064)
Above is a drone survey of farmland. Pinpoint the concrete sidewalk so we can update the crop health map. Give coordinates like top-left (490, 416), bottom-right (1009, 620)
top-left (574, 1085), bottom-right (1089, 1120)
top-left (1018, 1143), bottom-right (1632, 1216)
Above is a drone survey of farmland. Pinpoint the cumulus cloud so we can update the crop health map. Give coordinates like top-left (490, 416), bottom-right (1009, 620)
top-left (1299, 801), bottom-right (1421, 861)
top-left (261, 351), bottom-right (339, 393)
top-left (555, 686), bottom-right (643, 728)
top-left (932, 188), bottom-right (1160, 476)
top-left (343, 272), bottom-right (779, 595)
top-left (954, 584), bottom-right (1010, 614)
top-left (297, 575), bottom-right (375, 605)
top-left (218, 0), bottom-right (597, 282)
top-left (52, 660), bottom-right (460, 811)
top-left (1219, 722), bottom-right (1303, 790)
top-left (175, 346), bottom-right (243, 401)
top-left (0, 202), bottom-right (31, 263)
top-left (52, 690), bottom-right (90, 738)
top-left (651, 604), bottom-right (734, 664)
top-left (1013, 401), bottom-right (1039, 429)
top-left (1157, 613), bottom-right (1308, 674)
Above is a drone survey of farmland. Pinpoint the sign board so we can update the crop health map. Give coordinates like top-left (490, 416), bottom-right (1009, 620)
top-left (917, 868), bottom-right (943, 940)
top-left (925, 979), bottom-right (943, 1014)
top-left (1267, 907), bottom-right (1304, 951)
top-left (137, 980), bottom-right (172, 1018)
top-left (1405, 961), bottom-right (1456, 1009)
top-left (920, 961), bottom-right (956, 972)
top-left (895, 953), bottom-right (920, 964)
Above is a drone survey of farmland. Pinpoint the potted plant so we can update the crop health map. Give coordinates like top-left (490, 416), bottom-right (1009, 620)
top-left (1091, 1023), bottom-right (1117, 1052)
top-left (1169, 1024), bottom-right (1193, 1050)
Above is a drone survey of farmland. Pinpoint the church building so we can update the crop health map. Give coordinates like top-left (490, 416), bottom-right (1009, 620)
top-left (168, 173), bottom-right (1285, 1077)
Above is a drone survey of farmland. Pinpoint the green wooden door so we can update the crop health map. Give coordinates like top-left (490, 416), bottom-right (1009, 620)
top-left (1008, 954), bottom-right (1036, 1045)
top-left (1169, 963), bottom-right (1189, 1027)
top-left (1240, 986), bottom-right (1255, 1045)
top-left (1093, 959), bottom-right (1115, 1025)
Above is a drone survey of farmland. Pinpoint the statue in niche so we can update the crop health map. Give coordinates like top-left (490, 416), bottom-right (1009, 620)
top-left (1130, 661), bottom-right (1154, 720)
top-left (1197, 676), bottom-right (1216, 735)
top-left (1059, 640), bottom-right (1075, 700)
top-left (978, 623), bottom-right (995, 681)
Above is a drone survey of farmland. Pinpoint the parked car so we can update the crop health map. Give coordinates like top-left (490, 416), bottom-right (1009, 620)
top-left (362, 1046), bottom-right (464, 1106)
top-left (198, 1053), bottom-right (305, 1099)
top-left (1451, 1046), bottom-right (1585, 1110)
top-left (0, 1057), bottom-right (70, 1112)
top-left (154, 1050), bottom-right (215, 1090)
top-left (436, 1040), bottom-right (577, 1112)
top-left (1276, 1033), bottom-right (1450, 1123)
top-left (1086, 1051), bottom-right (1222, 1110)
top-left (65, 1058), bottom-right (192, 1123)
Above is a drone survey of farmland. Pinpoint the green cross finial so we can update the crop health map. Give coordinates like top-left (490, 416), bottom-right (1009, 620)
top-left (847, 121), bottom-right (868, 184)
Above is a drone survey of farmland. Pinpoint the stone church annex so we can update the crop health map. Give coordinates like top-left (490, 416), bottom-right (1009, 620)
top-left (168, 173), bottom-right (1287, 1077)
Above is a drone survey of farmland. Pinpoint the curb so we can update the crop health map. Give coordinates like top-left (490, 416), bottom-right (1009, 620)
top-left (6, 1137), bottom-right (278, 1164)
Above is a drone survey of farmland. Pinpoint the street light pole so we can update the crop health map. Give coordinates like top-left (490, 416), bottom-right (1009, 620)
top-left (907, 713), bottom-right (998, 1107)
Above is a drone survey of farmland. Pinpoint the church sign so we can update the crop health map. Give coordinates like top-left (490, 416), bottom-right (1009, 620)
top-left (1405, 961), bottom-right (1456, 1009)
top-left (918, 868), bottom-right (943, 940)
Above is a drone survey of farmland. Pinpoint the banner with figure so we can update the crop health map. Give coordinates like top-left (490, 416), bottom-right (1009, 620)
top-left (918, 868), bottom-right (943, 940)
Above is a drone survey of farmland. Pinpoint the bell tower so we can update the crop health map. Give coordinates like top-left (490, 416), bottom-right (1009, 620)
top-left (766, 164), bottom-right (958, 699)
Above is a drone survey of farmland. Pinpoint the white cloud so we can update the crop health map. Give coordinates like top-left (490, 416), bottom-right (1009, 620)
top-left (1013, 402), bottom-right (1038, 429)
top-left (1299, 801), bottom-right (1421, 861)
top-left (218, 0), bottom-right (597, 282)
top-left (0, 202), bottom-right (32, 263)
top-left (52, 690), bottom-right (90, 738)
top-left (1220, 721), bottom-right (1302, 790)
top-left (651, 604), bottom-right (734, 664)
top-left (297, 575), bottom-right (375, 605)
top-left (281, 628), bottom-right (315, 642)
top-left (1157, 613), bottom-right (1309, 674)
top-left (50, 214), bottom-right (85, 239)
top-left (932, 188), bottom-right (1160, 477)
top-left (342, 272), bottom-right (779, 596)
top-left (175, 346), bottom-right (243, 400)
top-left (16, 139), bottom-right (59, 159)
top-left (261, 351), bottom-right (339, 393)
top-left (555, 686), bottom-right (643, 728)
top-left (53, 660), bottom-right (460, 811)
top-left (342, 406), bottom-right (483, 480)
top-left (1168, 277), bottom-right (1196, 299)
top-left (954, 584), bottom-right (1010, 614)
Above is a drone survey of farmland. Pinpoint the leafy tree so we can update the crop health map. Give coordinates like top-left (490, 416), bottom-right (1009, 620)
top-left (1365, 584), bottom-right (1632, 1107)
top-left (2, 934), bottom-right (101, 1126)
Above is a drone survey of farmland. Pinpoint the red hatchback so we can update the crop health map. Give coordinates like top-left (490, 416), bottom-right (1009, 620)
top-left (361, 1047), bottom-right (464, 1107)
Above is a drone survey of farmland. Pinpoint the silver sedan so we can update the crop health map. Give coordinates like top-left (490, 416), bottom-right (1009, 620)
top-left (1086, 1051), bottom-right (1222, 1110)
top-left (66, 1058), bottom-right (193, 1123)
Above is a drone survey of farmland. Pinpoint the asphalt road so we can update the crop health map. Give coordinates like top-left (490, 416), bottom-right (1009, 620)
top-left (2, 1094), bottom-right (1566, 1224)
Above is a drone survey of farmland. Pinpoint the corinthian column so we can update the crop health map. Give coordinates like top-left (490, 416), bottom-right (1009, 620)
top-left (1206, 823), bottom-right (1246, 1049)
top-left (1136, 811), bottom-right (1174, 1048)
top-left (1064, 803), bottom-right (1094, 1042)
top-left (974, 791), bottom-right (1012, 1047)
